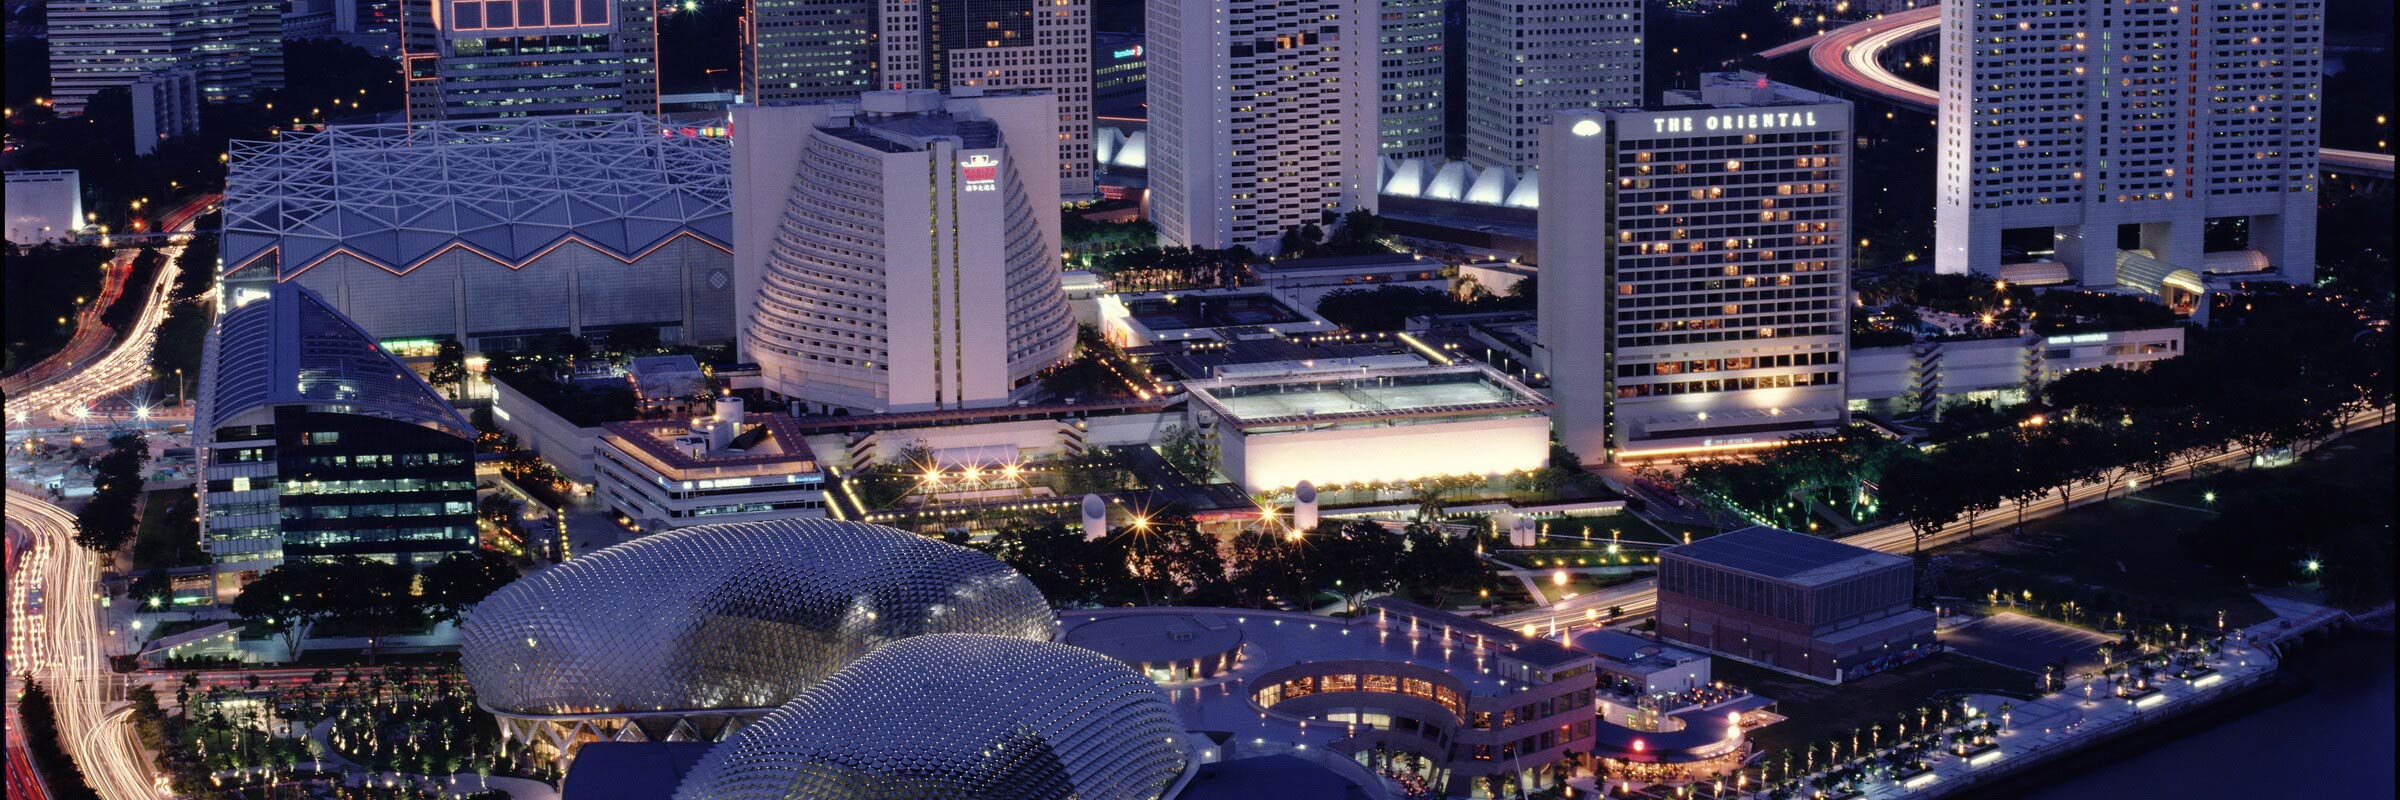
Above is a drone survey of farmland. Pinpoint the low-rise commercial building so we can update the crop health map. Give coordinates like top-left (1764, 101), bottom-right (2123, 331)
top-left (1656, 526), bottom-right (1934, 683)
top-left (1063, 598), bottom-right (1599, 798)
top-left (1096, 289), bottom-right (1338, 347)
top-left (4, 170), bottom-right (85, 244)
top-left (594, 398), bottom-right (828, 532)
top-left (1244, 253), bottom-right (1450, 313)
top-left (1846, 327), bottom-right (2185, 414)
top-left (1180, 362), bottom-right (1552, 492)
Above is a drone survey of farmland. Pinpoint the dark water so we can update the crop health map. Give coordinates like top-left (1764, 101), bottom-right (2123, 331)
top-left (2008, 630), bottom-right (2395, 799)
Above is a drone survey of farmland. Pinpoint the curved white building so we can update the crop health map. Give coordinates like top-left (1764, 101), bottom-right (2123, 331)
top-left (671, 634), bottom-right (1191, 800)
top-left (733, 90), bottom-right (1075, 414)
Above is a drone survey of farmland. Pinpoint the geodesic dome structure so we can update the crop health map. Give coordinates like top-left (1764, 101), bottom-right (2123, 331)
top-left (459, 519), bottom-right (1056, 720)
top-left (670, 634), bottom-right (1190, 800)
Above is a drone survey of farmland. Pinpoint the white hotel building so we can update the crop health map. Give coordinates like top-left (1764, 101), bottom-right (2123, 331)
top-left (1934, 0), bottom-right (2321, 294)
top-left (732, 89), bottom-right (1076, 415)
top-left (1147, 0), bottom-right (1378, 251)
top-left (1463, 0), bottom-right (1644, 170)
top-left (1540, 73), bottom-right (1853, 460)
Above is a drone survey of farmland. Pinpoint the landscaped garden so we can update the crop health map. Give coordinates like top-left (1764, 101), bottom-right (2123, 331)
top-left (132, 664), bottom-right (542, 800)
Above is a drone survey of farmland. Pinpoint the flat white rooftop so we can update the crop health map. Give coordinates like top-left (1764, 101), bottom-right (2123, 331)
top-left (1185, 364), bottom-right (1551, 430)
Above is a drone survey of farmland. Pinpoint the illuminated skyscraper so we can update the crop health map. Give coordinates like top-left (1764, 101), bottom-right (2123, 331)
top-left (1378, 0), bottom-right (1446, 162)
top-left (1934, 0), bottom-right (2321, 295)
top-left (46, 0), bottom-right (282, 115)
top-left (1539, 73), bottom-right (1852, 460)
top-left (402, 0), bottom-right (658, 121)
top-left (740, 0), bottom-right (877, 105)
top-left (1147, 0), bottom-right (1378, 251)
top-left (1463, 0), bottom-right (1642, 169)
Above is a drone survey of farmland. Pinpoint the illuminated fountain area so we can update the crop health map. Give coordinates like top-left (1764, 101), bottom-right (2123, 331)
top-left (1590, 701), bottom-right (1752, 786)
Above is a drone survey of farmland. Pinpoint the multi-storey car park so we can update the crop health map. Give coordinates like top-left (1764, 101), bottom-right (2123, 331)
top-left (594, 397), bottom-right (830, 533)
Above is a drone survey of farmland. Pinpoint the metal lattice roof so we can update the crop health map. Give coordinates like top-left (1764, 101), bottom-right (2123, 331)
top-left (459, 519), bottom-right (1057, 718)
top-left (199, 284), bottom-right (474, 438)
top-left (221, 113), bottom-right (731, 277)
top-left (670, 634), bottom-right (1190, 800)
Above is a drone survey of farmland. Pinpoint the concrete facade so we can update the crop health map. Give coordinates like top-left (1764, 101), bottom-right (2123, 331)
top-left (1146, 0), bottom-right (1378, 251)
top-left (732, 90), bottom-right (1074, 414)
top-left (1462, 0), bottom-right (1643, 170)
top-left (1655, 527), bottom-right (1935, 683)
top-left (3, 170), bottom-right (85, 244)
top-left (404, 0), bottom-right (658, 121)
top-left (1934, 0), bottom-right (2322, 288)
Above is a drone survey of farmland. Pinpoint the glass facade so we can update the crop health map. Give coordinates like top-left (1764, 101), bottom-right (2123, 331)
top-left (266, 409), bottom-right (476, 561)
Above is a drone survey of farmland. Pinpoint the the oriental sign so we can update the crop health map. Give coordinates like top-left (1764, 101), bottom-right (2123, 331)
top-left (1650, 110), bottom-right (1822, 135)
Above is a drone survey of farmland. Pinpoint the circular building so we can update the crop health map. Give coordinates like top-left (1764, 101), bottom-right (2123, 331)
top-left (1589, 707), bottom-right (1748, 785)
top-left (459, 519), bottom-right (1054, 759)
top-left (671, 634), bottom-right (1191, 800)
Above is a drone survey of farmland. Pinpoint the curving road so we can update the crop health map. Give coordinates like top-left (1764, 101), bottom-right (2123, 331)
top-left (7, 194), bottom-right (217, 428)
top-left (1782, 4), bottom-right (2394, 179)
top-left (7, 488), bottom-right (162, 800)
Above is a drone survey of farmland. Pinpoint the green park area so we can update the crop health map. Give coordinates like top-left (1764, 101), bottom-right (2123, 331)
top-left (1718, 653), bottom-right (2036, 757)
top-left (1934, 426), bottom-right (2395, 630)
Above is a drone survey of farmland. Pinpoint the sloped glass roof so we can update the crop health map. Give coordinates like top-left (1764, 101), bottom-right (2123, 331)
top-left (200, 285), bottom-right (473, 438)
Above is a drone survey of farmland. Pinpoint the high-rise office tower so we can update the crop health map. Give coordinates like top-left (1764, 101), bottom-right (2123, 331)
top-left (732, 90), bottom-right (1075, 414)
top-left (1539, 73), bottom-right (1852, 461)
top-left (1935, 0), bottom-right (2321, 295)
top-left (1463, 0), bottom-right (1642, 170)
top-left (741, 0), bottom-right (1092, 198)
top-left (47, 0), bottom-right (282, 115)
top-left (741, 0), bottom-right (877, 105)
top-left (1379, 0), bottom-right (1445, 161)
top-left (402, 0), bottom-right (658, 121)
top-left (197, 285), bottom-right (478, 595)
top-left (1148, 0), bottom-right (1378, 252)
top-left (875, 0), bottom-right (1095, 198)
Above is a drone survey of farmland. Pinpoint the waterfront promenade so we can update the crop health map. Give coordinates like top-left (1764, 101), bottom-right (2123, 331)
top-left (1727, 596), bottom-right (2333, 799)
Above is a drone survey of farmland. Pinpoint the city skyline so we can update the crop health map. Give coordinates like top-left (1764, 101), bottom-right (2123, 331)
top-left (2, 2), bottom-right (2392, 799)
